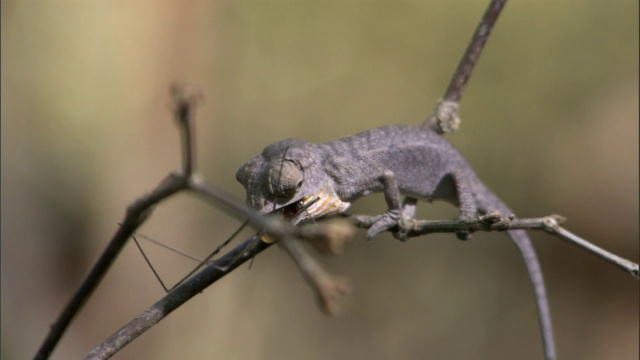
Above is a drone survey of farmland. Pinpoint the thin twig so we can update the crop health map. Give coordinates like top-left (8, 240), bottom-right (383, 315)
top-left (36, 84), bottom-right (333, 360)
top-left (425, 0), bottom-right (508, 133)
top-left (350, 211), bottom-right (640, 280)
top-left (35, 85), bottom-right (220, 360)
top-left (188, 176), bottom-right (276, 231)
top-left (85, 235), bottom-right (271, 360)
top-left (85, 216), bottom-right (358, 358)
top-left (278, 237), bottom-right (351, 316)
top-left (85, 209), bottom-right (638, 358)
top-left (542, 218), bottom-right (639, 280)
top-left (170, 84), bottom-right (202, 175)
top-left (34, 173), bottom-right (187, 360)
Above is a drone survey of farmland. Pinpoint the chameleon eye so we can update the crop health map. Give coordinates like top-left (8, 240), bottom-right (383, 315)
top-left (268, 160), bottom-right (303, 199)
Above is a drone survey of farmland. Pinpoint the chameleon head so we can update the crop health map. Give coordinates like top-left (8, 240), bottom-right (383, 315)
top-left (236, 138), bottom-right (350, 225)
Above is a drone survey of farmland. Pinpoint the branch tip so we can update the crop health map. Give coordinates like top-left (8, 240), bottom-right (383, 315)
top-left (170, 83), bottom-right (203, 119)
top-left (316, 275), bottom-right (351, 316)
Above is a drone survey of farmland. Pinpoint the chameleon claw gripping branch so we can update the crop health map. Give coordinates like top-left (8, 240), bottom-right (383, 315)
top-left (236, 125), bottom-right (557, 359)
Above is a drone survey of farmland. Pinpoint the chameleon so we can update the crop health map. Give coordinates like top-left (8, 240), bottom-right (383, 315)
top-left (236, 124), bottom-right (556, 359)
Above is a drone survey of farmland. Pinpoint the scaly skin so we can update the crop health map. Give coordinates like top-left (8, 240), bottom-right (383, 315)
top-left (236, 124), bottom-right (556, 360)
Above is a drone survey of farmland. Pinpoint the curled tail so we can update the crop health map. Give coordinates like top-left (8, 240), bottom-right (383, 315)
top-left (475, 182), bottom-right (556, 360)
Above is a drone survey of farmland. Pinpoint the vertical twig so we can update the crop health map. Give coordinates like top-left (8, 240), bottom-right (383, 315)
top-left (441, 0), bottom-right (507, 104)
top-left (425, 0), bottom-right (507, 133)
top-left (33, 85), bottom-right (202, 360)
top-left (170, 84), bottom-right (202, 175)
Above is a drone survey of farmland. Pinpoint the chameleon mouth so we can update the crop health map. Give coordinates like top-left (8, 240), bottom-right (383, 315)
top-left (281, 195), bottom-right (317, 223)
top-left (261, 196), bottom-right (316, 244)
top-left (261, 190), bottom-right (350, 243)
top-left (285, 188), bottom-right (351, 225)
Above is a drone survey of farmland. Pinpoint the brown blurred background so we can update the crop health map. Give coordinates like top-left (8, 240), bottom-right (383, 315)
top-left (2, 1), bottom-right (638, 359)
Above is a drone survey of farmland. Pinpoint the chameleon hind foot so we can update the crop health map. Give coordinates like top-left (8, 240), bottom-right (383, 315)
top-left (351, 209), bottom-right (412, 240)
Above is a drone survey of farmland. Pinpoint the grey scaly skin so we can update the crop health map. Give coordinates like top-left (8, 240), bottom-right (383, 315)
top-left (236, 124), bottom-right (556, 360)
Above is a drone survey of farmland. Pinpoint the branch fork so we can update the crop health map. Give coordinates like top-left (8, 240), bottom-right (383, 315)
top-left (36, 1), bottom-right (639, 357)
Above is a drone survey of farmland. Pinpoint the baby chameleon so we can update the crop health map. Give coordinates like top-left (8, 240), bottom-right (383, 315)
top-left (236, 124), bottom-right (556, 360)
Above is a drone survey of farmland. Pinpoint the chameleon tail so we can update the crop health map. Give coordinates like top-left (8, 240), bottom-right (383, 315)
top-left (507, 228), bottom-right (556, 360)
top-left (475, 185), bottom-right (556, 360)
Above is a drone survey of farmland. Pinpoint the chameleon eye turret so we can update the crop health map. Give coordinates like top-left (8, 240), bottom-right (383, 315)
top-left (267, 160), bottom-right (303, 199)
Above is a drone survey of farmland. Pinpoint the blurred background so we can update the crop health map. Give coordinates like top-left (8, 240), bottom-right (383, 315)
top-left (2, 1), bottom-right (638, 359)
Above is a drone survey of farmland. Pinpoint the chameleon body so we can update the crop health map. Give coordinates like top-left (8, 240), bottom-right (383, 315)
top-left (236, 124), bottom-right (555, 359)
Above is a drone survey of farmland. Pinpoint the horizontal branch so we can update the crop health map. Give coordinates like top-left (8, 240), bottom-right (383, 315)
top-left (86, 208), bottom-right (638, 359)
top-left (350, 211), bottom-right (639, 280)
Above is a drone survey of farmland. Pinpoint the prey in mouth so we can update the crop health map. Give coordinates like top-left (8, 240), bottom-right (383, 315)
top-left (278, 186), bottom-right (351, 225)
top-left (235, 141), bottom-right (351, 231)
top-left (236, 140), bottom-right (355, 315)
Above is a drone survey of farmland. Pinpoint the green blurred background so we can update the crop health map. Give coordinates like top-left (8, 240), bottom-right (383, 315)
top-left (2, 1), bottom-right (638, 359)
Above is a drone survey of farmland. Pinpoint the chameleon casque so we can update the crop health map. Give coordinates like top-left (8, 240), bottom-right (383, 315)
top-left (236, 124), bottom-right (555, 359)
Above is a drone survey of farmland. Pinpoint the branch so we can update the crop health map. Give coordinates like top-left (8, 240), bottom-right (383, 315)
top-left (36, 84), bottom-right (358, 360)
top-left (84, 210), bottom-right (638, 359)
top-left (34, 85), bottom-right (276, 360)
top-left (33, 86), bottom-right (203, 360)
top-left (350, 211), bottom-right (639, 280)
top-left (85, 235), bottom-right (271, 360)
top-left (85, 219), bottom-right (357, 359)
top-left (425, 0), bottom-right (508, 133)
top-left (278, 237), bottom-right (351, 316)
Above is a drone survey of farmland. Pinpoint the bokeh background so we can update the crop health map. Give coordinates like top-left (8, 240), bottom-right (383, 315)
top-left (2, 1), bottom-right (638, 359)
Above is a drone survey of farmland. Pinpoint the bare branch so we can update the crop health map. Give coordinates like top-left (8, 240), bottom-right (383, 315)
top-left (37, 81), bottom-right (360, 359)
top-left (351, 211), bottom-right (640, 280)
top-left (541, 217), bottom-right (640, 280)
top-left (170, 83), bottom-right (203, 175)
top-left (36, 85), bottom-right (231, 360)
top-left (278, 237), bottom-right (351, 316)
top-left (85, 220), bottom-right (360, 359)
top-left (34, 173), bottom-right (188, 360)
top-left (425, 0), bottom-right (508, 133)
top-left (85, 235), bottom-right (271, 360)
top-left (85, 217), bottom-right (359, 358)
top-left (188, 175), bottom-right (280, 232)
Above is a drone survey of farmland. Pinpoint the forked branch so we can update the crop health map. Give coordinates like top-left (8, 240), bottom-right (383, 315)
top-left (35, 85), bottom-right (273, 360)
top-left (351, 211), bottom-right (639, 280)
top-left (33, 86), bottom-right (203, 360)
top-left (86, 209), bottom-right (638, 358)
top-left (85, 235), bottom-right (271, 360)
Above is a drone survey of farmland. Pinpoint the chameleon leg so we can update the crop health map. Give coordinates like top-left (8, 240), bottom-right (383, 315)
top-left (364, 170), bottom-right (405, 240)
top-left (451, 170), bottom-right (477, 240)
